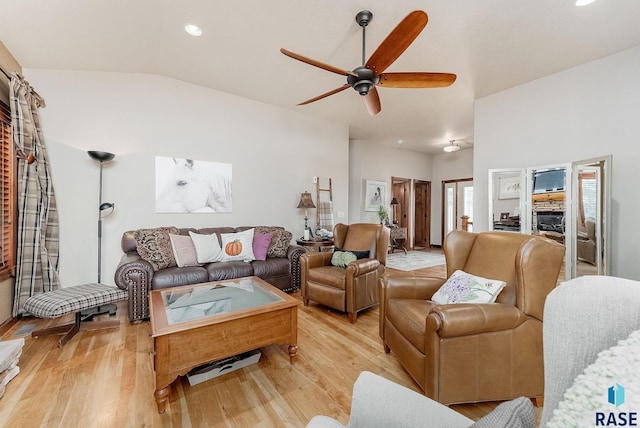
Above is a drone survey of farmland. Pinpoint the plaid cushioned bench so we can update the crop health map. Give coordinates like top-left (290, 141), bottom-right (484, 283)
top-left (23, 283), bottom-right (128, 347)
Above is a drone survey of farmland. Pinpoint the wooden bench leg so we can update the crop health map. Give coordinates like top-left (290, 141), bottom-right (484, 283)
top-left (31, 311), bottom-right (121, 347)
top-left (58, 313), bottom-right (81, 347)
top-left (31, 312), bottom-right (82, 348)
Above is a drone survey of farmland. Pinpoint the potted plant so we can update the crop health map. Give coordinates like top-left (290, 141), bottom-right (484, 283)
top-left (377, 205), bottom-right (389, 226)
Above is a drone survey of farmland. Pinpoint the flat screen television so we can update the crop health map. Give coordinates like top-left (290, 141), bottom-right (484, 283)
top-left (532, 168), bottom-right (565, 194)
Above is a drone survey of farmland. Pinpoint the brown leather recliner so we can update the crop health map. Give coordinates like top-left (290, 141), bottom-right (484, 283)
top-left (301, 223), bottom-right (390, 323)
top-left (379, 230), bottom-right (565, 405)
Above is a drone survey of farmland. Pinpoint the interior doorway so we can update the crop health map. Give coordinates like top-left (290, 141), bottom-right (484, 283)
top-left (442, 178), bottom-right (474, 243)
top-left (391, 177), bottom-right (410, 229)
top-left (391, 177), bottom-right (432, 250)
top-left (414, 180), bottom-right (431, 249)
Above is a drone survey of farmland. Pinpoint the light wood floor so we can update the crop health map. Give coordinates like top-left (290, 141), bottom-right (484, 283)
top-left (0, 252), bottom-right (541, 427)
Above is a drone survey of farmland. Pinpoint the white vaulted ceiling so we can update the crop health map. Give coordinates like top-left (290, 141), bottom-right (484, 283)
top-left (1, 0), bottom-right (640, 153)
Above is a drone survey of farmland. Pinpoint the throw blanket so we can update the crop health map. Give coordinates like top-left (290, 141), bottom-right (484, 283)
top-left (317, 200), bottom-right (334, 232)
top-left (547, 329), bottom-right (640, 427)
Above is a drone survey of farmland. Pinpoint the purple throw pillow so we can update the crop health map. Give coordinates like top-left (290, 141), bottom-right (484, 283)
top-left (252, 232), bottom-right (273, 261)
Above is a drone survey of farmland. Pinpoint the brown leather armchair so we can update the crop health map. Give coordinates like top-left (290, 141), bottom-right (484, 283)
top-left (301, 223), bottom-right (390, 323)
top-left (379, 230), bottom-right (565, 405)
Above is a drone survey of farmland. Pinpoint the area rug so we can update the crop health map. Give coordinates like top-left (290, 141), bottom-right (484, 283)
top-left (386, 251), bottom-right (446, 271)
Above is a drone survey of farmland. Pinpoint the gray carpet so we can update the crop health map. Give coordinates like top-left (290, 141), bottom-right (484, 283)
top-left (386, 251), bottom-right (446, 271)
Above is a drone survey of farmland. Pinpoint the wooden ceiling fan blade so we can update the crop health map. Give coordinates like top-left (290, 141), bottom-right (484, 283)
top-left (365, 10), bottom-right (428, 74)
top-left (280, 48), bottom-right (358, 77)
top-left (378, 72), bottom-right (457, 88)
top-left (297, 84), bottom-right (350, 106)
top-left (362, 87), bottom-right (381, 116)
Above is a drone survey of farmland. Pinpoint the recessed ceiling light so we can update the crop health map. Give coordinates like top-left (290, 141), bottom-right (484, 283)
top-left (575, 0), bottom-right (595, 6)
top-left (184, 24), bottom-right (202, 36)
top-left (397, 139), bottom-right (404, 145)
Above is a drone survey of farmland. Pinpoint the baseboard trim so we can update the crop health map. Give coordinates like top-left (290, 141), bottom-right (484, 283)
top-left (0, 315), bottom-right (18, 336)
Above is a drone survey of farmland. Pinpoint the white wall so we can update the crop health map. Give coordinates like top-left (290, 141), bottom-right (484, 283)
top-left (348, 140), bottom-right (433, 225)
top-left (431, 148), bottom-right (474, 246)
top-left (474, 46), bottom-right (640, 279)
top-left (25, 69), bottom-right (349, 289)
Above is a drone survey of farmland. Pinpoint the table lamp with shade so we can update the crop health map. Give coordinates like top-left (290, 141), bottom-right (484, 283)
top-left (297, 191), bottom-right (316, 240)
top-left (390, 197), bottom-right (399, 225)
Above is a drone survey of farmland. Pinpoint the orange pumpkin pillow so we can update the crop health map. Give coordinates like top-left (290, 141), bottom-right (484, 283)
top-left (219, 228), bottom-right (256, 262)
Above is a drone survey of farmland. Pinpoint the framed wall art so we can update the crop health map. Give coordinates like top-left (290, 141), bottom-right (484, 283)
top-left (155, 156), bottom-right (232, 213)
top-left (364, 179), bottom-right (387, 212)
top-left (498, 176), bottom-right (521, 200)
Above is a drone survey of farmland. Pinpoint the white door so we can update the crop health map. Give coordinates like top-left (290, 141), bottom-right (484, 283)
top-left (443, 180), bottom-right (474, 239)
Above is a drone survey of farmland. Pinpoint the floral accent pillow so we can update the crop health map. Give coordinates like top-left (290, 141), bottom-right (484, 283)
top-left (431, 270), bottom-right (506, 304)
top-left (134, 227), bottom-right (179, 271)
top-left (220, 228), bottom-right (255, 262)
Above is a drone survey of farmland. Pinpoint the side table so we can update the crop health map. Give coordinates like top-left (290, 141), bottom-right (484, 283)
top-left (389, 227), bottom-right (407, 254)
top-left (296, 239), bottom-right (334, 252)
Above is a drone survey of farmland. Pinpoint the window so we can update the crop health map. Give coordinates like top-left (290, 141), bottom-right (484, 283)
top-left (0, 100), bottom-right (16, 279)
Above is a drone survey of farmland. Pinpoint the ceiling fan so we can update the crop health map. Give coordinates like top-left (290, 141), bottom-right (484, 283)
top-left (280, 10), bottom-right (457, 116)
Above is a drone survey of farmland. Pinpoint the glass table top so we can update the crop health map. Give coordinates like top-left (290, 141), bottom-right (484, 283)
top-left (159, 277), bottom-right (283, 325)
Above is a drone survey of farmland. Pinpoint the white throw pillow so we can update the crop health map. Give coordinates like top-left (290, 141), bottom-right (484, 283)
top-left (432, 270), bottom-right (506, 304)
top-left (220, 228), bottom-right (255, 262)
top-left (189, 231), bottom-right (223, 264)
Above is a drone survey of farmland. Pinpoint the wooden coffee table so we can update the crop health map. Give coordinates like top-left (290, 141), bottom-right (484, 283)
top-left (148, 276), bottom-right (300, 414)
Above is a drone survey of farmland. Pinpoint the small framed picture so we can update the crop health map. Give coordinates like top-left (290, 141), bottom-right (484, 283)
top-left (498, 176), bottom-right (521, 199)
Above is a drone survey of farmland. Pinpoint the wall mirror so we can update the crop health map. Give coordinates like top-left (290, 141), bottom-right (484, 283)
top-left (488, 156), bottom-right (611, 280)
top-left (488, 169), bottom-right (525, 233)
top-left (570, 155), bottom-right (611, 277)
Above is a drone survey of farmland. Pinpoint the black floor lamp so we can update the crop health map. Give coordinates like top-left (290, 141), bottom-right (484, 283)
top-left (84, 150), bottom-right (116, 318)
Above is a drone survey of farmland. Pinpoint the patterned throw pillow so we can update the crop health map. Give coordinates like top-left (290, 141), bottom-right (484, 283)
top-left (331, 251), bottom-right (357, 268)
top-left (134, 227), bottom-right (179, 271)
top-left (220, 228), bottom-right (256, 262)
top-left (431, 270), bottom-right (506, 304)
top-left (254, 226), bottom-right (292, 258)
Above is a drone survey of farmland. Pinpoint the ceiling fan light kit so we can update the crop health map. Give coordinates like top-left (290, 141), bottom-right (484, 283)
top-left (444, 140), bottom-right (461, 152)
top-left (280, 10), bottom-right (456, 116)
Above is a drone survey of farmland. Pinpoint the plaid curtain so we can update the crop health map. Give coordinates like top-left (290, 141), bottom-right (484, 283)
top-left (10, 73), bottom-right (60, 316)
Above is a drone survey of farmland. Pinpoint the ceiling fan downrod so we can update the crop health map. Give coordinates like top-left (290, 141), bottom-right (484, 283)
top-left (350, 10), bottom-right (376, 96)
top-left (356, 10), bottom-right (372, 66)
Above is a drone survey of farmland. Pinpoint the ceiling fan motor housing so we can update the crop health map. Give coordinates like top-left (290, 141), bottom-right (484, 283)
top-left (348, 66), bottom-right (380, 96)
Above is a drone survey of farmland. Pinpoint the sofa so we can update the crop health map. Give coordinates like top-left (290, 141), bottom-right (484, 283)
top-left (114, 226), bottom-right (307, 322)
